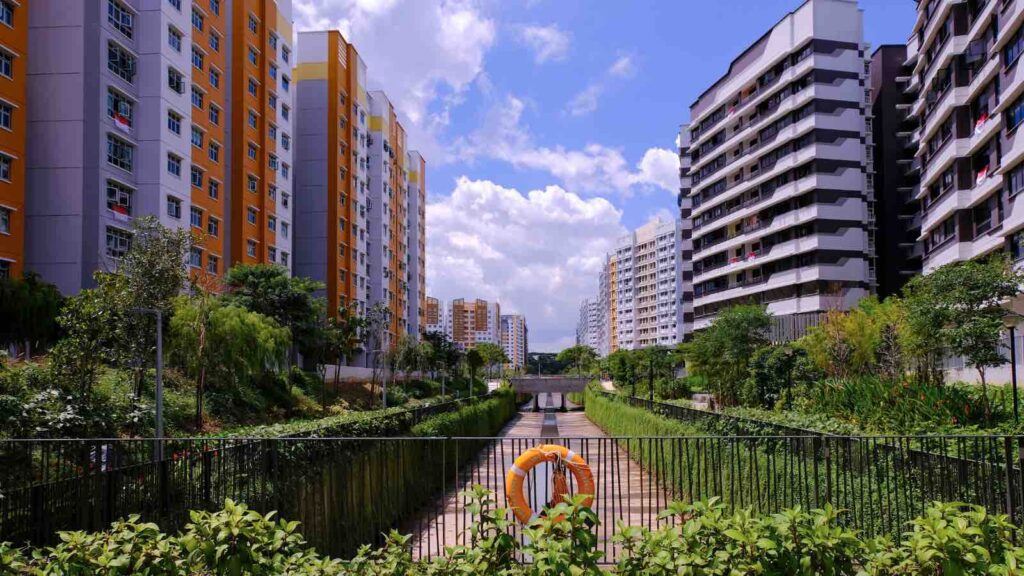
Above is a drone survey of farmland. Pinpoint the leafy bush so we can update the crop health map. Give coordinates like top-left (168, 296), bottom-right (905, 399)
top-left (410, 387), bottom-right (516, 437)
top-left (654, 376), bottom-right (691, 400)
top-left (741, 343), bottom-right (819, 409)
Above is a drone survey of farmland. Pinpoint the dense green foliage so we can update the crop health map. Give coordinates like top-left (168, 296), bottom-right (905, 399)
top-left (0, 273), bottom-right (63, 361)
top-left (686, 305), bottom-right (772, 406)
top-left (410, 388), bottom-right (517, 437)
top-left (4, 493), bottom-right (1023, 574)
top-left (557, 345), bottom-right (598, 376)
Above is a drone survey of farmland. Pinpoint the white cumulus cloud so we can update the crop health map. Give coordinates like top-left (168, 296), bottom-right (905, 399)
top-left (516, 24), bottom-right (571, 64)
top-left (565, 53), bottom-right (636, 117)
top-left (427, 177), bottom-right (626, 352)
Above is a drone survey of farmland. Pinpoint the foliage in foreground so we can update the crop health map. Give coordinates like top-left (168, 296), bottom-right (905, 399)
top-left (3, 490), bottom-right (1024, 575)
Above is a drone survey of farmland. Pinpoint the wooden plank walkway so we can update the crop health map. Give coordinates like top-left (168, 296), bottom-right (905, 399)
top-left (407, 394), bottom-right (671, 563)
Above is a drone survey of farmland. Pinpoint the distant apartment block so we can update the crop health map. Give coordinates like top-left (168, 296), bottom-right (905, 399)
top-left (407, 151), bottom-right (426, 336)
top-left (0, 0), bottom-right (25, 280)
top-left (683, 0), bottom-right (875, 340)
top-left (604, 217), bottom-right (687, 350)
top-left (449, 298), bottom-right (500, 351)
top-left (500, 313), bottom-right (528, 371)
top-left (424, 295), bottom-right (446, 335)
top-left (575, 297), bottom-right (601, 350)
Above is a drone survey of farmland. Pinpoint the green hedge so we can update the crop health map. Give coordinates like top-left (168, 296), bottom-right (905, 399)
top-left (410, 388), bottom-right (516, 437)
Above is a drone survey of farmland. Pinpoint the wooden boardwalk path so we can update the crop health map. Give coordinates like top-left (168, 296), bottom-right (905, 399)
top-left (407, 394), bottom-right (671, 562)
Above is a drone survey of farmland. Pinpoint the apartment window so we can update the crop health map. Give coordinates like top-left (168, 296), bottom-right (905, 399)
top-left (107, 43), bottom-right (135, 83)
top-left (247, 14), bottom-right (258, 33)
top-left (209, 104), bottom-right (221, 125)
top-left (247, 174), bottom-right (258, 192)
top-left (247, 207), bottom-right (257, 224)
top-left (268, 124), bottom-right (277, 141)
top-left (1012, 230), bottom-right (1024, 261)
top-left (208, 179), bottom-right (220, 199)
top-left (1008, 93), bottom-right (1024, 132)
top-left (269, 33), bottom-right (278, 50)
top-left (268, 185), bottom-right (277, 201)
top-left (191, 87), bottom-right (204, 109)
top-left (167, 110), bottom-right (182, 135)
top-left (281, 221), bottom-right (289, 238)
top-left (206, 254), bottom-right (218, 274)
top-left (209, 0), bottom-right (220, 15)
top-left (281, 105), bottom-right (290, 121)
top-left (106, 180), bottom-right (133, 215)
top-left (208, 68), bottom-right (220, 88)
top-left (106, 134), bottom-right (134, 171)
top-left (190, 165), bottom-right (204, 188)
top-left (190, 206), bottom-right (203, 228)
top-left (207, 217), bottom-right (219, 237)
top-left (281, 163), bottom-right (290, 178)
top-left (191, 46), bottom-right (204, 70)
top-left (0, 207), bottom-right (8, 234)
top-left (189, 247), bottom-right (202, 268)
top-left (282, 46), bottom-right (290, 64)
top-left (208, 141), bottom-right (220, 162)
top-left (247, 142), bottom-right (257, 160)
top-left (106, 89), bottom-right (133, 129)
top-left (247, 240), bottom-right (256, 257)
top-left (191, 126), bottom-right (204, 148)
top-left (168, 67), bottom-right (184, 93)
top-left (268, 216), bottom-right (277, 232)
top-left (0, 0), bottom-right (14, 27)
top-left (1007, 25), bottom-right (1024, 68)
top-left (281, 75), bottom-right (290, 92)
top-left (209, 31), bottom-right (220, 52)
top-left (106, 227), bottom-right (132, 258)
top-left (269, 93), bottom-right (277, 110)
top-left (167, 153), bottom-right (182, 177)
top-left (281, 133), bottom-right (290, 151)
top-left (268, 154), bottom-right (278, 170)
top-left (168, 26), bottom-right (182, 52)
top-left (191, 9), bottom-right (203, 31)
top-left (268, 246), bottom-right (277, 262)
top-left (166, 196), bottom-right (181, 218)
top-left (247, 46), bottom-right (258, 65)
top-left (108, 0), bottom-right (134, 39)
top-left (248, 77), bottom-right (258, 96)
top-left (167, 0), bottom-right (181, 10)
top-left (282, 193), bottom-right (289, 208)
top-left (281, 252), bottom-right (288, 266)
top-left (269, 63), bottom-right (277, 80)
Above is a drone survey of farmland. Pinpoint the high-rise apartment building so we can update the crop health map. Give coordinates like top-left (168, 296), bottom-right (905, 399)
top-left (27, 0), bottom-right (294, 295)
top-left (575, 297), bottom-right (601, 350)
top-left (501, 313), bottom-right (528, 371)
top-left (448, 298), bottom-right (500, 351)
top-left (0, 0), bottom-right (25, 280)
top-left (407, 151), bottom-right (426, 336)
top-left (294, 29), bottom-right (369, 316)
top-left (424, 295), bottom-right (445, 335)
top-left (908, 0), bottom-right (1024, 274)
top-left (596, 259), bottom-right (614, 356)
top-left (684, 0), bottom-right (875, 339)
top-left (608, 217), bottom-right (687, 350)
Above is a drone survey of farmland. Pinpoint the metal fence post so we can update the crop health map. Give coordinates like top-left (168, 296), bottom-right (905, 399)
top-left (1005, 436), bottom-right (1015, 533)
top-left (202, 449), bottom-right (213, 509)
top-left (824, 436), bottom-right (832, 506)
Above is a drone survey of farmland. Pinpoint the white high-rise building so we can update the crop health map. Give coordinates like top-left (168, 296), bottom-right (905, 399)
top-left (576, 298), bottom-right (601, 350)
top-left (684, 0), bottom-right (875, 340)
top-left (501, 314), bottom-right (528, 371)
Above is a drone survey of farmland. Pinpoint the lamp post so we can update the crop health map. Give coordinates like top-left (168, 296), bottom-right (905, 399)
top-left (130, 308), bottom-right (163, 460)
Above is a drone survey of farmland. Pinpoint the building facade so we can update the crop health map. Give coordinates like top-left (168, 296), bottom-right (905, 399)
top-left (684, 0), bottom-right (875, 340)
top-left (0, 0), bottom-right (25, 280)
top-left (575, 297), bottom-right (601, 350)
top-left (908, 0), bottom-right (1024, 274)
top-left (407, 150), bottom-right (426, 337)
top-left (424, 295), bottom-right (445, 335)
top-left (26, 0), bottom-right (294, 295)
top-left (448, 298), bottom-right (500, 351)
top-left (607, 217), bottom-right (687, 350)
top-left (500, 313), bottom-right (528, 371)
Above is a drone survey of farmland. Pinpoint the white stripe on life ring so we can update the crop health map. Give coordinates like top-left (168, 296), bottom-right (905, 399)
top-left (510, 464), bottom-right (527, 477)
top-left (566, 450), bottom-right (577, 462)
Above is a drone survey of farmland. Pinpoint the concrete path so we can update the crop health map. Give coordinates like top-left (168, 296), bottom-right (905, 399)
top-left (407, 394), bottom-right (670, 563)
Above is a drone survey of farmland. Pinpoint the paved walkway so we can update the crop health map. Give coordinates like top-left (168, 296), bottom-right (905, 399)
top-left (407, 394), bottom-right (670, 562)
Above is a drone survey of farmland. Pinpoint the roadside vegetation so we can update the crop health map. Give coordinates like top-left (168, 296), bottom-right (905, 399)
top-left (2, 488), bottom-right (1020, 575)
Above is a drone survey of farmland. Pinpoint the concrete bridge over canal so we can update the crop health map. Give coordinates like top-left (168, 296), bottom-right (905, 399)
top-left (509, 376), bottom-right (589, 411)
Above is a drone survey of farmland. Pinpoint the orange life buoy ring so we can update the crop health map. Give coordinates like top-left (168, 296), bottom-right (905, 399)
top-left (505, 444), bottom-right (595, 524)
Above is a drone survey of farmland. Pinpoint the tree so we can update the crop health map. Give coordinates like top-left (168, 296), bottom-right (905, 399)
top-left (474, 342), bottom-right (507, 378)
top-left (556, 345), bottom-right (597, 376)
top-left (903, 254), bottom-right (1024, 417)
top-left (362, 303), bottom-right (391, 399)
top-left (169, 297), bottom-right (290, 427)
top-left (465, 348), bottom-right (484, 396)
top-left (0, 273), bottom-right (63, 359)
top-left (324, 302), bottom-right (366, 399)
top-left (687, 304), bottom-right (772, 407)
top-left (223, 264), bottom-right (324, 365)
top-left (603, 349), bottom-right (639, 388)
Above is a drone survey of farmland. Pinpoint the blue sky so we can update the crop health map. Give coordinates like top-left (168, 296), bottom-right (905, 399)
top-left (294, 0), bottom-right (917, 351)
